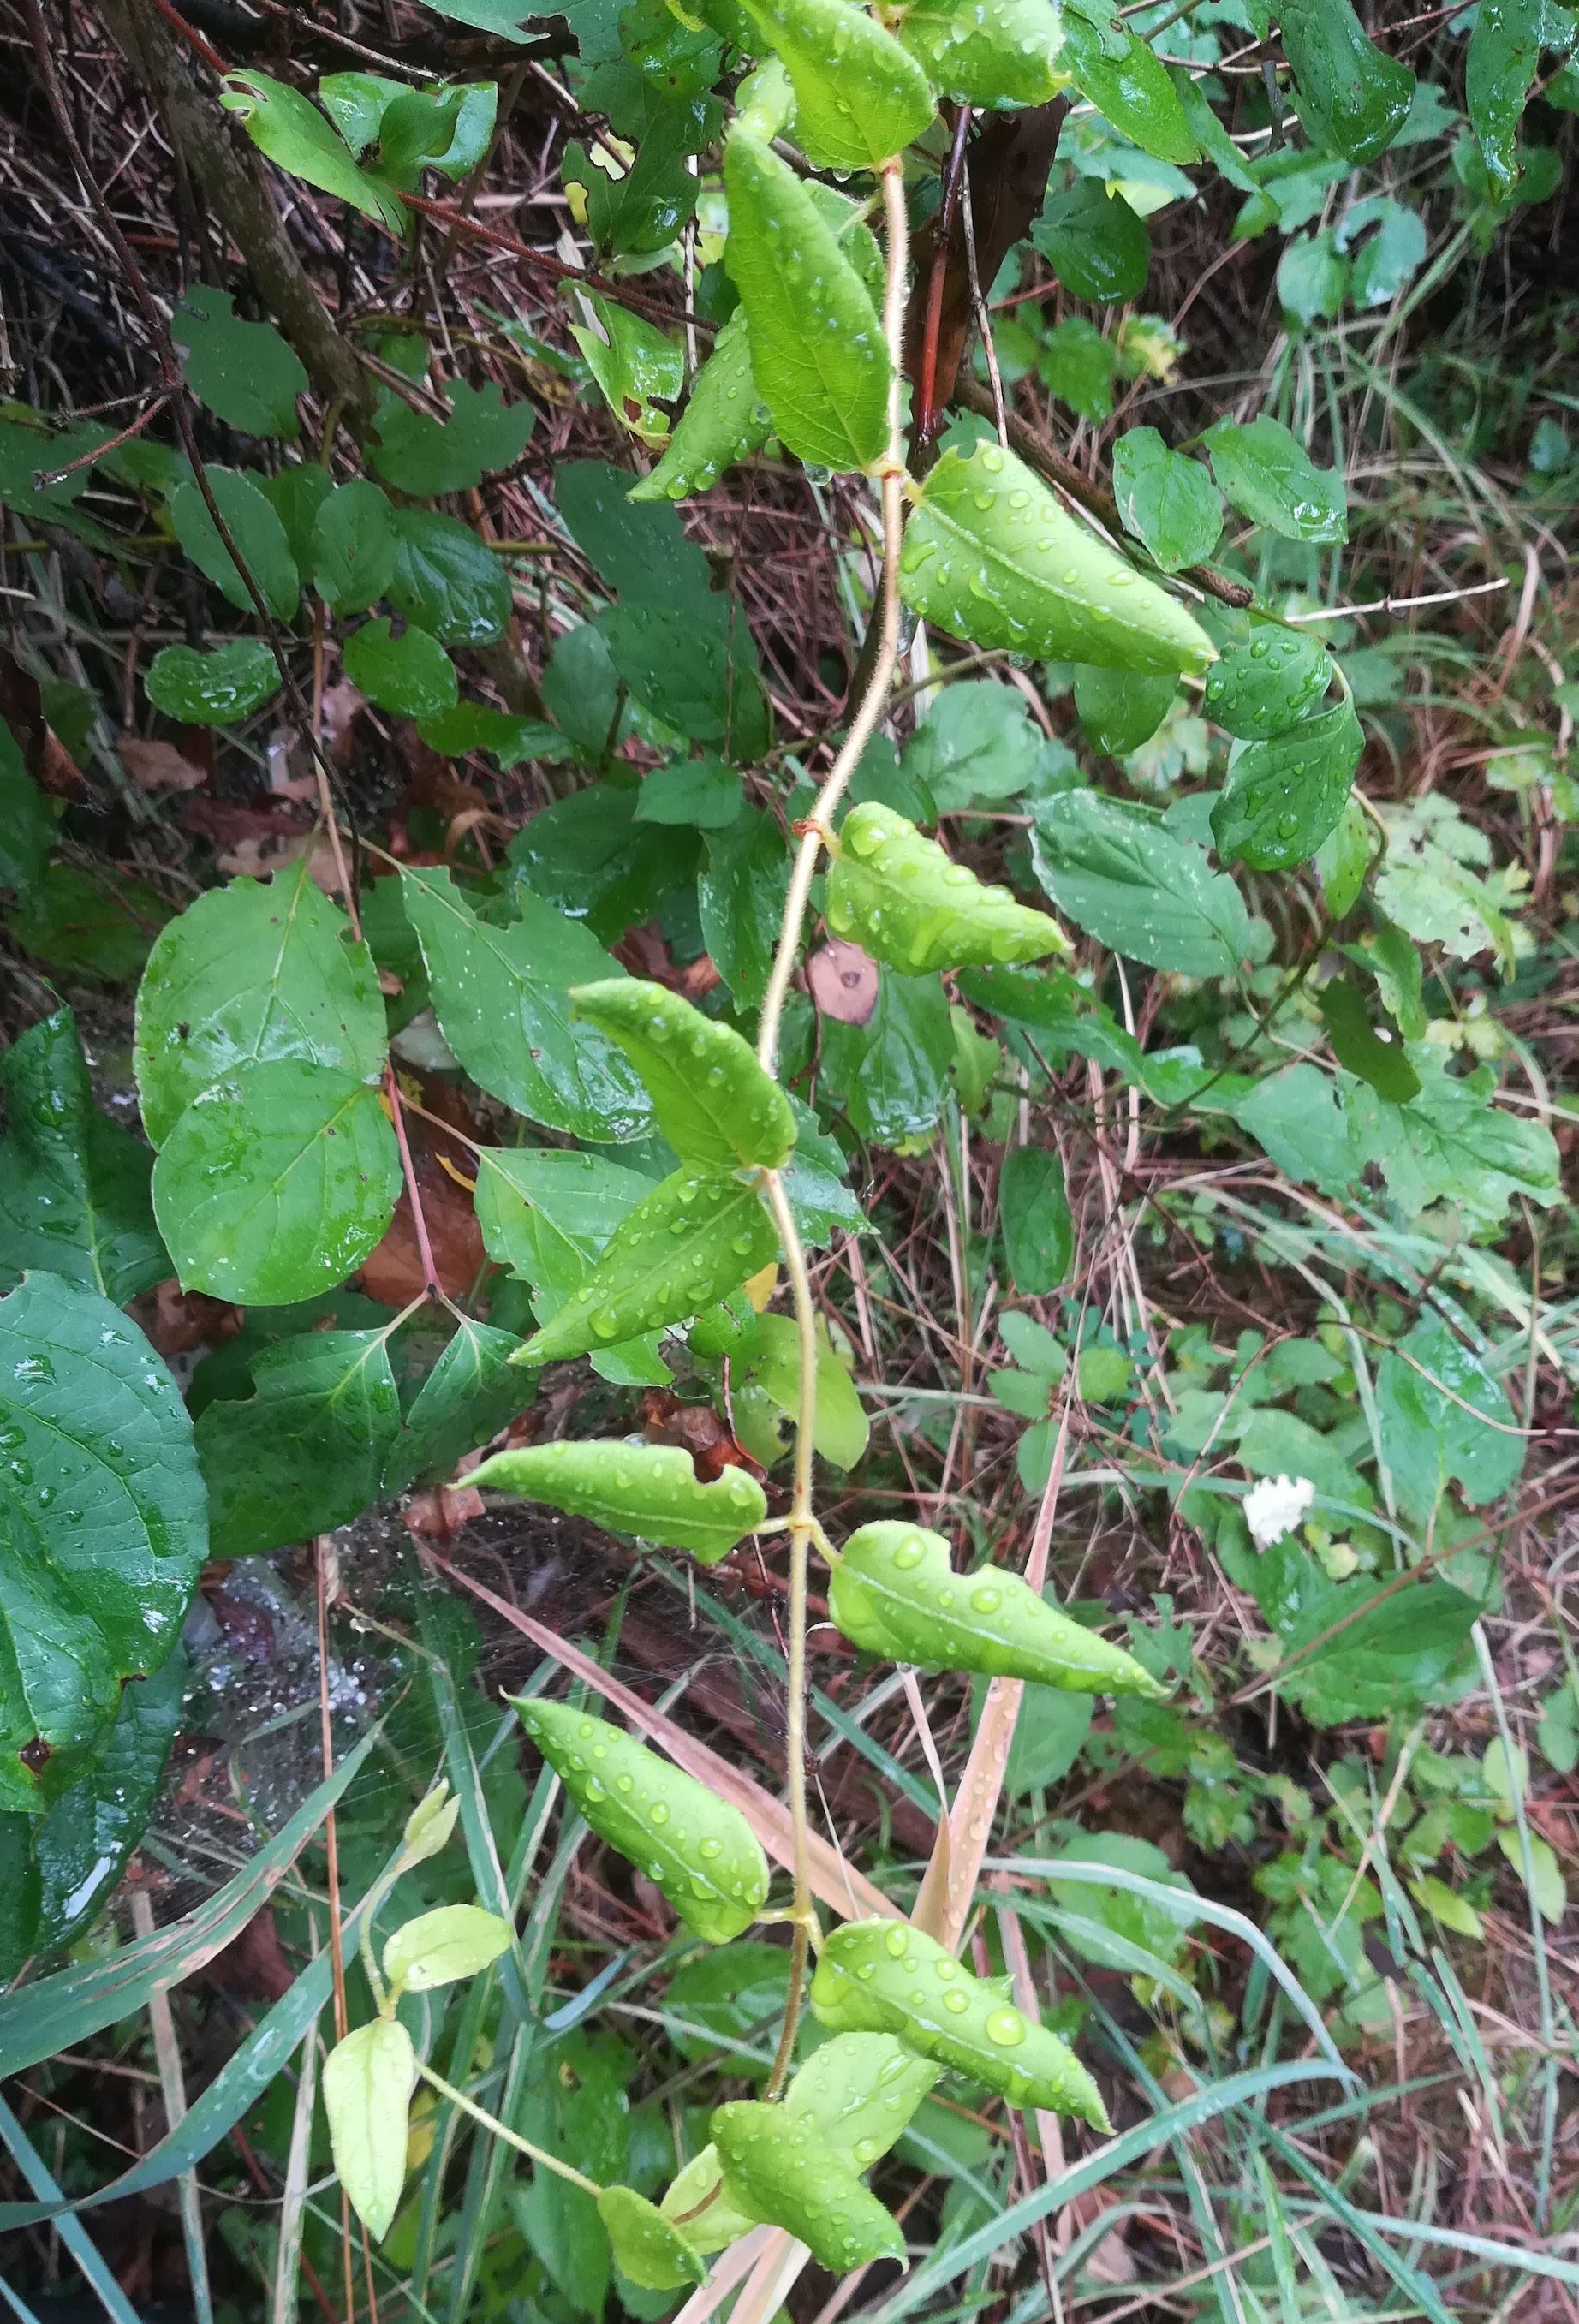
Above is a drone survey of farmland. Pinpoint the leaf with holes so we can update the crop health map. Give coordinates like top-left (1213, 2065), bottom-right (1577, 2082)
top-left (630, 313), bottom-right (772, 503)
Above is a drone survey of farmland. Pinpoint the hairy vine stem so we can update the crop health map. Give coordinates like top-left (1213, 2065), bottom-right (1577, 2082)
top-left (756, 158), bottom-right (910, 2098)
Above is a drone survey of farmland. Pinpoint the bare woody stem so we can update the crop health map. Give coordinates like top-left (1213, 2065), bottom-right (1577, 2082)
top-left (755, 156), bottom-right (910, 2099)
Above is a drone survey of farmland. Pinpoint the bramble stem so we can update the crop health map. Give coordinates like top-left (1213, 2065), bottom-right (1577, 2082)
top-left (415, 2063), bottom-right (602, 2196)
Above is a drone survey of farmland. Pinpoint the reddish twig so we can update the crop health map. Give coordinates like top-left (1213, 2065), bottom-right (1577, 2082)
top-left (145, 0), bottom-right (228, 73)
top-left (34, 390), bottom-right (170, 489)
top-left (916, 104), bottom-right (973, 446)
top-left (396, 192), bottom-right (718, 340)
top-left (384, 1065), bottom-right (444, 1302)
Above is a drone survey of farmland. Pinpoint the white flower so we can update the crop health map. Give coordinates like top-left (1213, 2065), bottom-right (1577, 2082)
top-left (1244, 1474), bottom-right (1315, 1552)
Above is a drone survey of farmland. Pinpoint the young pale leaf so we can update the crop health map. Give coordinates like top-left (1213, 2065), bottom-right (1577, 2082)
top-left (660, 2146), bottom-right (760, 2253)
top-left (462, 1439), bottom-right (767, 1562)
top-left (998, 1144), bottom-right (1072, 1296)
top-left (220, 73), bottom-right (406, 230)
top-left (1058, 0), bottom-right (1198, 162)
top-left (736, 0), bottom-right (934, 167)
top-left (829, 1522), bottom-right (1167, 1699)
top-left (569, 977), bottom-right (795, 1169)
top-left (827, 802), bottom-right (1070, 974)
top-left (1211, 696), bottom-right (1362, 872)
top-left (145, 640), bottom-right (281, 727)
top-left (0, 1009), bottom-right (167, 1303)
top-left (899, 442), bottom-right (1215, 676)
top-left (401, 1783), bottom-right (462, 1867)
top-left (512, 1699), bottom-right (770, 1941)
top-left (1203, 628), bottom-right (1332, 738)
top-left (1110, 428), bottom-right (1222, 572)
top-left (1203, 417), bottom-right (1347, 544)
top-left (784, 2032), bottom-right (941, 2167)
top-left (891, 0), bottom-right (1064, 104)
top-left (1316, 794), bottom-right (1372, 919)
top-left (810, 1918), bottom-right (1111, 2124)
top-left (382, 1904), bottom-right (513, 1993)
top-left (724, 129), bottom-right (890, 474)
top-left (1279, 0), bottom-right (1415, 164)
top-left (597, 2186), bottom-right (708, 2291)
top-left (736, 1311), bottom-right (869, 1469)
top-left (711, 2101), bottom-right (906, 2272)
top-left (629, 313), bottom-right (771, 503)
top-left (1073, 666), bottom-right (1176, 756)
top-left (515, 1167), bottom-right (778, 1366)
top-left (322, 2018), bottom-right (415, 2244)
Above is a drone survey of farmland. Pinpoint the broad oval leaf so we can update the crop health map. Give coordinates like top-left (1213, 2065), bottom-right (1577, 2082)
top-left (0, 1009), bottom-right (167, 1302)
top-left (172, 284), bottom-right (307, 437)
top-left (1375, 1320), bottom-right (1523, 1523)
top-left (1203, 627), bottom-right (1332, 738)
top-left (134, 859), bottom-right (388, 1146)
top-left (891, 0), bottom-right (1064, 104)
top-left (145, 640), bottom-right (281, 726)
top-left (382, 1903), bottom-right (513, 1993)
top-left (597, 2185), bottom-right (707, 2291)
top-left (343, 617), bottom-right (457, 718)
top-left (0, 1275), bottom-right (205, 1811)
top-left (570, 977), bottom-right (795, 1169)
top-left (784, 2032), bottom-right (940, 2168)
top-left (809, 1917), bottom-right (1111, 2124)
top-left (899, 441), bottom-right (1215, 676)
top-left (516, 1167), bottom-right (778, 1366)
top-left (737, 0), bottom-right (934, 166)
top-left (511, 1698), bottom-right (770, 1942)
top-left (736, 1311), bottom-right (869, 1469)
top-left (1035, 178), bottom-right (1151, 301)
top-left (724, 129), bottom-right (890, 474)
top-left (829, 1522), bottom-right (1167, 1697)
top-left (827, 802), bottom-right (1070, 974)
top-left (1203, 416), bottom-right (1347, 545)
top-left (711, 2100), bottom-right (906, 2272)
top-left (152, 1061), bottom-right (402, 1303)
top-left (1111, 427), bottom-right (1222, 572)
top-left (1210, 696), bottom-right (1363, 871)
top-left (196, 1330), bottom-right (402, 1558)
top-left (312, 478), bottom-right (399, 612)
top-left (1058, 0), bottom-right (1198, 162)
top-left (998, 1143), bottom-right (1072, 1296)
top-left (168, 468), bottom-right (300, 621)
top-left (629, 313), bottom-right (772, 503)
top-left (323, 2017), bottom-right (415, 2244)
top-left (463, 1439), bottom-right (767, 1562)
top-left (1030, 790), bottom-right (1260, 975)
top-left (659, 2146), bottom-right (759, 2254)
top-left (1072, 665), bottom-right (1176, 756)
top-left (1279, 0), bottom-right (1415, 164)
top-left (387, 507), bottom-right (511, 643)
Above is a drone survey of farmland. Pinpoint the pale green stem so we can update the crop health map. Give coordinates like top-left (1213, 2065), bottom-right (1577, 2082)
top-left (415, 2061), bottom-right (602, 2196)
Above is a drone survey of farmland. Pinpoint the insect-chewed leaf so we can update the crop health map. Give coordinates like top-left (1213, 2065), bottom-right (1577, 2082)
top-left (724, 129), bottom-right (890, 475)
top-left (784, 2033), bottom-right (940, 2167)
top-left (514, 1167), bottom-right (780, 1367)
top-left (597, 2185), bottom-right (708, 2290)
top-left (711, 2101), bottom-right (907, 2273)
top-left (382, 1904), bottom-right (513, 1994)
top-left (828, 802), bottom-right (1070, 974)
top-left (810, 1920), bottom-right (1111, 2125)
top-left (737, 0), bottom-right (934, 167)
top-left (462, 1439), bottom-right (766, 1563)
top-left (570, 978), bottom-right (795, 1170)
top-left (322, 2018), bottom-right (416, 2243)
top-left (1210, 697), bottom-right (1363, 873)
top-left (511, 1699), bottom-right (770, 1942)
top-left (829, 1523), bottom-right (1166, 1699)
top-left (629, 313), bottom-right (771, 503)
top-left (660, 2145), bottom-right (760, 2254)
top-left (899, 441), bottom-right (1215, 677)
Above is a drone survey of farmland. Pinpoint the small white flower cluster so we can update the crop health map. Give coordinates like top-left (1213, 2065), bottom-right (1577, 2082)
top-left (1243, 1473), bottom-right (1315, 1551)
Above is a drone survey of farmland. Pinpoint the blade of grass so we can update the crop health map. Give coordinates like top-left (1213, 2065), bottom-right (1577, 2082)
top-left (129, 1888), bottom-right (214, 2324)
top-left (0, 2095), bottom-right (144, 2324)
top-left (270, 1994), bottom-right (319, 2324)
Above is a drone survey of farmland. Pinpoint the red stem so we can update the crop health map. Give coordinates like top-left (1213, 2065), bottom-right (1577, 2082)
top-left (385, 1066), bottom-right (443, 1301)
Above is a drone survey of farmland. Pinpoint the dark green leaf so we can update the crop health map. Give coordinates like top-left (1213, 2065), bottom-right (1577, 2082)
top-left (1374, 1320), bottom-right (1523, 1522)
top-left (635, 756), bottom-right (744, 828)
top-left (196, 1329), bottom-right (402, 1558)
top-left (170, 285), bottom-right (307, 437)
top-left (7, 865), bottom-right (172, 984)
top-left (383, 1317), bottom-right (532, 1496)
top-left (819, 970), bottom-right (956, 1145)
top-left (387, 508), bottom-right (511, 644)
top-left (418, 702), bottom-right (564, 771)
top-left (698, 806), bottom-right (792, 1007)
top-left (507, 785), bottom-right (699, 943)
top-left (371, 380), bottom-right (534, 495)
top-left (557, 457), bottom-right (718, 606)
top-left (1230, 1063), bottom-right (1356, 1197)
top-left (1202, 626), bottom-right (1331, 738)
top-left (144, 640), bottom-right (281, 726)
top-left (1319, 979), bottom-right (1420, 1102)
top-left (472, 1144), bottom-right (668, 1383)
top-left (999, 1143), bottom-right (1072, 1295)
top-left (1280, 0), bottom-right (1415, 164)
top-left (1037, 315), bottom-right (1117, 423)
top-left (343, 617), bottom-right (457, 718)
top-left (1058, 0), bottom-right (1198, 162)
top-left (1031, 791), bottom-right (1259, 975)
top-left (311, 479), bottom-right (398, 614)
top-left (0, 722), bottom-right (55, 900)
top-left (1203, 415), bottom-right (1347, 543)
top-left (1034, 178), bottom-right (1151, 302)
top-left (570, 977), bottom-right (795, 1167)
top-left (1073, 665), bottom-right (1177, 755)
top-left (597, 599), bottom-right (771, 754)
top-left (168, 468), bottom-right (300, 620)
top-left (1210, 695), bottom-right (1362, 870)
top-left (0, 1010), bottom-right (167, 1302)
top-left (258, 461), bottom-right (333, 578)
top-left (564, 104), bottom-right (706, 259)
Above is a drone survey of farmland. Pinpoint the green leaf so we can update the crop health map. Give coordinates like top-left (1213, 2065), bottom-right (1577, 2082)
top-left (891, 0), bottom-right (1063, 103)
top-left (170, 285), bottom-right (307, 437)
top-left (6, 865), bottom-right (171, 984)
top-left (1277, 228), bottom-right (1349, 326)
top-left (999, 1143), bottom-right (1072, 1296)
top-left (598, 2187), bottom-right (707, 2291)
top-left (635, 756), bottom-right (744, 828)
top-left (1202, 626), bottom-right (1331, 738)
top-left (827, 801), bottom-right (1069, 974)
top-left (1375, 1321), bottom-right (1523, 1522)
top-left (507, 783), bottom-right (702, 939)
top-left (1320, 980), bottom-right (1420, 1102)
top-left (1316, 793), bottom-right (1372, 918)
top-left (473, 1146), bottom-right (668, 1383)
top-left (557, 456), bottom-right (716, 604)
top-left (1498, 1824), bottom-right (1565, 1923)
top-left (1203, 415), bottom-right (1347, 543)
top-left (724, 128), bottom-right (890, 474)
top-left (167, 468), bottom-right (300, 620)
top-left (1002, 1686), bottom-right (1091, 1795)
top-left (629, 312), bottom-right (772, 502)
top-left (819, 970), bottom-right (956, 1145)
top-left (1037, 314), bottom-right (1117, 423)
top-left (372, 380), bottom-right (534, 495)
top-left (0, 723), bottom-right (55, 901)
top-left (830, 1522), bottom-right (1167, 1699)
top-left (388, 508), bottom-right (510, 644)
top-left (134, 859), bottom-right (388, 1147)
top-left (144, 640), bottom-right (280, 726)
top-left (572, 296), bottom-right (686, 447)
top-left (570, 977), bottom-right (795, 1169)
top-left (220, 72), bottom-right (405, 229)
top-left (513, 1698), bottom-right (770, 1940)
top-left (1230, 1063), bottom-right (1355, 1197)
top-left (1279, 0), bottom-right (1415, 164)
top-left (196, 1330), bottom-right (402, 1558)
top-left (1347, 1051), bottom-right (1560, 1226)
top-left (383, 1316), bottom-right (532, 1496)
top-left (597, 599), bottom-right (770, 754)
top-left (900, 680), bottom-right (1048, 812)
top-left (518, 1167), bottom-right (778, 1364)
top-left (1058, 0), bottom-right (1199, 162)
top-left (1035, 178), bottom-right (1151, 301)
top-left (464, 1439), bottom-right (767, 1560)
top-left (152, 1062), bottom-right (401, 1302)
top-left (419, 702), bottom-right (563, 772)
top-left (1031, 790), bottom-right (1259, 975)
top-left (343, 617), bottom-right (457, 718)
top-left (899, 440), bottom-right (1216, 676)
top-left (323, 2019), bottom-right (414, 2243)
top-left (789, 2034), bottom-right (942, 2171)
top-left (699, 807), bottom-right (792, 1006)
top-left (736, 0), bottom-right (933, 166)
top-left (258, 460), bottom-right (333, 580)
top-left (736, 1310), bottom-right (869, 1469)
top-left (0, 1276), bottom-right (204, 1811)
top-left (1345, 195), bottom-right (1427, 305)
top-left (0, 410), bottom-right (113, 533)
top-left (564, 107), bottom-right (706, 261)
top-left (397, 864), bottom-right (652, 1140)
top-left (1211, 695), bottom-right (1362, 871)
top-left (383, 1903), bottom-right (512, 1992)
top-left (311, 479), bottom-right (398, 614)
top-left (0, 1010), bottom-right (167, 1302)
top-left (1074, 665), bottom-right (1177, 755)
top-left (711, 2101), bottom-right (906, 2271)
top-left (810, 1917), bottom-right (1111, 2124)
top-left (1043, 1831), bottom-right (1195, 1969)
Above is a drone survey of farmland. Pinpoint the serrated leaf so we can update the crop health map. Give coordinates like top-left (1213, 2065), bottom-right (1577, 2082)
top-left (724, 128), bottom-right (890, 474)
top-left (171, 284), bottom-right (307, 437)
top-left (343, 617), bottom-right (457, 718)
top-left (311, 479), bottom-right (399, 614)
top-left (1074, 665), bottom-right (1177, 755)
top-left (383, 1903), bottom-right (512, 1992)
top-left (738, 0), bottom-right (933, 166)
top-left (220, 72), bottom-right (405, 230)
top-left (0, 1275), bottom-right (204, 1811)
top-left (1058, 0), bottom-right (1198, 161)
top-left (598, 2186), bottom-right (707, 2291)
top-left (196, 1329), bottom-right (402, 1558)
top-left (629, 312), bottom-right (771, 502)
top-left (827, 801), bottom-right (1070, 974)
top-left (0, 1010), bottom-right (167, 1302)
top-left (1203, 415), bottom-right (1347, 543)
top-left (711, 2101), bottom-right (906, 2271)
top-left (145, 640), bottom-right (281, 726)
top-left (570, 977), bottom-right (795, 1168)
top-left (1345, 1052), bottom-right (1560, 1227)
top-left (464, 1439), bottom-right (767, 1560)
top-left (387, 508), bottom-right (510, 644)
top-left (1203, 627), bottom-right (1332, 737)
top-left (1031, 790), bottom-right (1259, 975)
top-left (134, 859), bottom-right (388, 1147)
top-left (810, 1916), bottom-right (1111, 2123)
top-left (371, 380), bottom-right (534, 495)
top-left (1111, 427), bottom-right (1222, 571)
top-left (324, 2018), bottom-right (415, 2242)
top-left (892, 0), bottom-right (1063, 103)
top-left (1280, 0), bottom-right (1415, 164)
top-left (1211, 695), bottom-right (1362, 871)
top-left (899, 440), bottom-right (1215, 676)
top-left (512, 1697), bottom-right (769, 1941)
top-left (1320, 980), bottom-right (1420, 1102)
top-left (1034, 179), bottom-right (1151, 301)
top-left (152, 1061), bottom-right (402, 1302)
top-left (998, 1143), bottom-right (1072, 1296)
top-left (1375, 1320), bottom-right (1523, 1522)
top-left (168, 468), bottom-right (300, 620)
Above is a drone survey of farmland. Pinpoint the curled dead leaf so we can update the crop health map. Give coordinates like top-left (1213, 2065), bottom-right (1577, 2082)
top-left (807, 938), bottom-right (879, 1025)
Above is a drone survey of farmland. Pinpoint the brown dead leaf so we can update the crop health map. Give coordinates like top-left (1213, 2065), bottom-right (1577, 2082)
top-left (359, 1076), bottom-right (485, 1302)
top-left (639, 1386), bottom-right (763, 1482)
top-left (402, 1483), bottom-right (486, 1537)
top-left (197, 1905), bottom-right (295, 2001)
top-left (128, 1278), bottom-right (243, 1357)
top-left (1057, 2193), bottom-right (1135, 2284)
top-left (120, 733), bottom-right (210, 793)
top-left (808, 938), bottom-right (879, 1025)
top-left (320, 681), bottom-right (367, 766)
top-left (0, 647), bottom-right (85, 797)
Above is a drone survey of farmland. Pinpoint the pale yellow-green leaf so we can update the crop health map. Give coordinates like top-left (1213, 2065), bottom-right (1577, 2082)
top-left (400, 1782), bottom-right (461, 1868)
top-left (1497, 1826), bottom-right (1565, 1924)
top-left (382, 1904), bottom-right (514, 1993)
top-left (323, 2019), bottom-right (415, 2242)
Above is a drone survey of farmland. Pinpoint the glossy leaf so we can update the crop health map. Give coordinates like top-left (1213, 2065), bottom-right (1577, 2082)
top-left (564, 107), bottom-right (706, 263)
top-left (167, 468), bottom-right (300, 620)
top-left (463, 1439), bottom-right (767, 1560)
top-left (810, 1917), bottom-right (1111, 2124)
top-left (516, 1167), bottom-right (778, 1365)
top-left (724, 128), bottom-right (889, 474)
top-left (221, 72), bottom-right (405, 228)
top-left (171, 284), bottom-right (307, 437)
top-left (382, 1317), bottom-right (532, 1498)
top-left (145, 639), bottom-right (281, 726)
top-left (343, 617), bottom-right (457, 718)
top-left (1110, 427), bottom-right (1222, 572)
top-left (630, 312), bottom-right (772, 502)
top-left (473, 1145), bottom-right (667, 1384)
top-left (998, 1144), bottom-right (1072, 1296)
top-left (152, 1060), bottom-right (402, 1303)
top-left (1031, 790), bottom-right (1260, 975)
top-left (892, 0), bottom-right (1064, 104)
top-left (134, 859), bottom-right (386, 1147)
top-left (635, 757), bottom-right (745, 828)
top-left (1316, 793), bottom-right (1372, 918)
top-left (1467, 0), bottom-right (1544, 193)
top-left (387, 508), bottom-right (511, 644)
top-left (1211, 696), bottom-right (1362, 872)
top-left (0, 1275), bottom-right (205, 1811)
top-left (737, 0), bottom-right (933, 166)
top-left (383, 1904), bottom-right (513, 1993)
top-left (197, 1330), bottom-right (403, 1558)
top-left (699, 807), bottom-right (793, 1005)
top-left (0, 1010), bottom-right (167, 1302)
top-left (597, 2185), bottom-right (707, 2290)
top-left (1203, 415), bottom-right (1347, 543)
top-left (787, 2032), bottom-right (941, 2167)
top-left (1073, 665), bottom-right (1177, 755)
top-left (828, 802), bottom-right (1070, 974)
top-left (1058, 0), bottom-right (1198, 162)
top-left (573, 297), bottom-right (685, 447)
top-left (512, 1698), bottom-right (770, 1940)
top-left (659, 2146), bottom-right (760, 2254)
top-left (1320, 980), bottom-right (1421, 1102)
top-left (1034, 179), bottom-right (1151, 301)
top-left (818, 969), bottom-right (955, 1145)
top-left (1279, 0), bottom-right (1415, 164)
top-left (1203, 626), bottom-right (1331, 737)
top-left (398, 864), bottom-right (652, 1141)
top-left (7, 865), bottom-right (172, 985)
top-left (311, 479), bottom-right (399, 613)
top-left (323, 2019), bottom-right (415, 2243)
top-left (830, 1523), bottom-right (1167, 1697)
top-left (711, 2101), bottom-right (906, 2272)
top-left (899, 441), bottom-right (1216, 676)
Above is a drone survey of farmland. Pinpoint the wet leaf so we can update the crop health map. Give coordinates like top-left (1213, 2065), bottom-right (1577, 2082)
top-left (1031, 790), bottom-right (1259, 975)
top-left (171, 285), bottom-right (307, 437)
top-left (711, 2100), bottom-right (906, 2271)
top-left (1034, 179), bottom-right (1151, 302)
top-left (311, 480), bottom-right (399, 614)
top-left (1280, 0), bottom-right (1415, 164)
top-left (1058, 0), bottom-right (1198, 162)
top-left (372, 380), bottom-right (534, 496)
top-left (383, 1316), bottom-right (533, 1496)
top-left (630, 312), bottom-right (772, 503)
top-left (1073, 666), bottom-right (1177, 756)
top-left (892, 0), bottom-right (1063, 104)
top-left (464, 1439), bottom-right (767, 1560)
top-left (1374, 1320), bottom-right (1524, 1521)
top-left (1211, 695), bottom-right (1362, 871)
top-left (1110, 427), bottom-right (1222, 572)
top-left (168, 468), bottom-right (300, 620)
top-left (383, 1904), bottom-right (512, 1992)
top-left (387, 508), bottom-right (511, 645)
top-left (737, 0), bottom-right (933, 166)
top-left (736, 1309), bottom-right (869, 1469)
top-left (196, 1329), bottom-right (402, 1558)
top-left (1203, 627), bottom-right (1332, 738)
top-left (343, 617), bottom-right (457, 718)
top-left (597, 2185), bottom-right (707, 2290)
top-left (828, 801), bottom-right (1070, 974)
top-left (220, 72), bottom-right (405, 230)
top-left (1203, 415), bottom-right (1347, 543)
top-left (0, 1010), bottom-right (167, 1302)
top-left (145, 640), bottom-right (281, 727)
top-left (998, 1143), bottom-right (1072, 1296)
top-left (575, 978), bottom-right (794, 1170)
